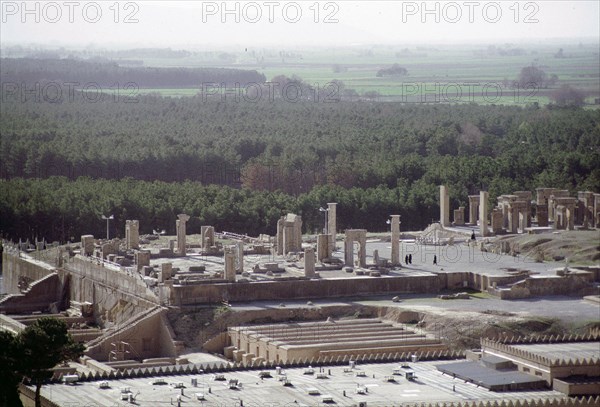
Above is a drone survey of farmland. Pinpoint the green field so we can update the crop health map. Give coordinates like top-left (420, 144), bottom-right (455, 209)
top-left (131, 43), bottom-right (599, 105)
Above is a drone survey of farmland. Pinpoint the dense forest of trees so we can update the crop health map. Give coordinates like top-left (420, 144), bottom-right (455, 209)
top-left (1, 79), bottom-right (599, 242)
top-left (1, 58), bottom-right (266, 88)
top-left (1, 178), bottom-right (433, 242)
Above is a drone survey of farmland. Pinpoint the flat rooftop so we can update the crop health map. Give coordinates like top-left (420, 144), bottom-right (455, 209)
top-left (510, 342), bottom-right (600, 363)
top-left (37, 360), bottom-right (567, 406)
top-left (436, 361), bottom-right (546, 391)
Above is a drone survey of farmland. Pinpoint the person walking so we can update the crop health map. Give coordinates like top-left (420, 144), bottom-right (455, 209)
top-left (433, 255), bottom-right (437, 265)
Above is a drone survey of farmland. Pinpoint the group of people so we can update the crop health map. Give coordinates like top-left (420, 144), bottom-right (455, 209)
top-left (404, 254), bottom-right (413, 264)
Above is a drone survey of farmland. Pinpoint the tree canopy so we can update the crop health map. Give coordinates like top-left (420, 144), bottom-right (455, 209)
top-left (0, 318), bottom-right (85, 407)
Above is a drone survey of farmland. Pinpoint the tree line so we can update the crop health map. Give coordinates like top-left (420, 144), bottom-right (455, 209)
top-left (0, 178), bottom-right (439, 242)
top-left (1, 58), bottom-right (266, 88)
top-left (1, 91), bottom-right (598, 242)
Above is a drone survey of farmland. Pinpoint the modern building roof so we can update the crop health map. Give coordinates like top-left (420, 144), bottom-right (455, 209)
top-left (436, 361), bottom-right (547, 391)
top-left (34, 360), bottom-right (567, 407)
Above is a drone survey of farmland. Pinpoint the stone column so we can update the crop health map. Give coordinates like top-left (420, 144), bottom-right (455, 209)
top-left (594, 194), bottom-right (600, 228)
top-left (327, 203), bottom-right (337, 250)
top-left (295, 215), bottom-right (303, 252)
top-left (276, 217), bottom-right (284, 255)
top-left (479, 191), bottom-right (489, 237)
top-left (125, 220), bottom-right (139, 250)
top-left (317, 234), bottom-right (331, 262)
top-left (237, 241), bottom-right (244, 273)
top-left (81, 235), bottom-right (94, 256)
top-left (176, 214), bottom-right (190, 256)
top-left (491, 209), bottom-right (503, 234)
top-left (283, 223), bottom-right (294, 254)
top-left (159, 262), bottom-right (172, 282)
top-left (135, 250), bottom-right (151, 271)
top-left (390, 215), bottom-right (400, 265)
top-left (224, 247), bottom-right (236, 281)
top-left (358, 232), bottom-right (367, 268)
top-left (344, 232), bottom-right (353, 267)
top-left (507, 204), bottom-right (518, 234)
top-left (453, 207), bottom-right (465, 226)
top-left (566, 203), bottom-right (575, 231)
top-left (200, 226), bottom-right (210, 249)
top-left (440, 185), bottom-right (450, 227)
top-left (537, 204), bottom-right (548, 227)
top-left (304, 247), bottom-right (315, 277)
top-left (468, 195), bottom-right (480, 225)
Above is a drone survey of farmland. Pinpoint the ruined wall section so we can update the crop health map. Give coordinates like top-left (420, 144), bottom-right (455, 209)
top-left (170, 275), bottom-right (443, 305)
top-left (1, 249), bottom-right (56, 294)
top-left (85, 306), bottom-right (179, 362)
top-left (64, 256), bottom-right (159, 325)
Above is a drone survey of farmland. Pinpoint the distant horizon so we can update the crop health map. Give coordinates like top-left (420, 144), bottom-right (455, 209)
top-left (2, 37), bottom-right (599, 53)
top-left (1, 1), bottom-right (598, 49)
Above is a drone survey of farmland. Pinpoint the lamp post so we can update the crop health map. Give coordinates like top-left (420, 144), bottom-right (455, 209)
top-left (319, 207), bottom-right (329, 235)
top-left (101, 215), bottom-right (114, 240)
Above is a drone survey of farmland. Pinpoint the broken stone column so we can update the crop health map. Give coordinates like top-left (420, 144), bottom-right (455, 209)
top-left (276, 217), bottom-right (284, 256)
top-left (135, 250), bottom-right (151, 271)
top-left (554, 205), bottom-right (566, 230)
top-left (224, 247), bottom-right (236, 282)
top-left (201, 226), bottom-right (215, 249)
top-left (577, 191), bottom-right (595, 228)
top-left (327, 202), bottom-right (337, 250)
top-left (294, 215), bottom-right (303, 252)
top-left (537, 204), bottom-right (549, 227)
top-left (317, 234), bottom-right (331, 262)
top-left (125, 220), bottom-right (140, 250)
top-left (176, 214), bottom-right (190, 256)
top-left (453, 207), bottom-right (465, 226)
top-left (440, 185), bottom-right (450, 227)
top-left (237, 241), bottom-right (244, 273)
top-left (554, 197), bottom-right (577, 230)
top-left (479, 191), bottom-right (489, 237)
top-left (159, 262), bottom-right (172, 282)
top-left (81, 235), bottom-right (94, 256)
top-left (390, 215), bottom-right (400, 265)
top-left (594, 193), bottom-right (600, 228)
top-left (513, 191), bottom-right (532, 227)
top-left (373, 249), bottom-right (380, 266)
top-left (344, 229), bottom-right (367, 268)
top-left (277, 214), bottom-right (303, 255)
top-left (304, 247), bottom-right (315, 277)
top-left (507, 204), bottom-right (519, 234)
top-left (548, 190), bottom-right (570, 222)
top-left (491, 209), bottom-right (503, 234)
top-left (468, 195), bottom-right (480, 225)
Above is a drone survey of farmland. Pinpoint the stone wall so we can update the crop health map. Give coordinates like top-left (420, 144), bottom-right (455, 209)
top-left (490, 274), bottom-right (597, 300)
top-left (1, 249), bottom-right (56, 294)
top-left (85, 306), bottom-right (179, 362)
top-left (170, 274), bottom-right (444, 305)
top-left (0, 272), bottom-right (60, 314)
top-left (65, 256), bottom-right (158, 324)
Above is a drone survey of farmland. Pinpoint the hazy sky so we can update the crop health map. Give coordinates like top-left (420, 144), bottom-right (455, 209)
top-left (1, 1), bottom-right (599, 48)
